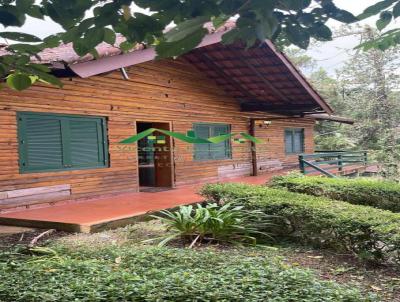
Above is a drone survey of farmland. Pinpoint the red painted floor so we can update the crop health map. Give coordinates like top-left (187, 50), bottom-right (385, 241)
top-left (0, 171), bottom-right (289, 232)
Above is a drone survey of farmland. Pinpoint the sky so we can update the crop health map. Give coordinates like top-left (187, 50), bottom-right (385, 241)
top-left (1, 1), bottom-right (395, 75)
top-left (307, 0), bottom-right (393, 74)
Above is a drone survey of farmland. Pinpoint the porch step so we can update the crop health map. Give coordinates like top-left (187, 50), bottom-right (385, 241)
top-left (0, 187), bottom-right (204, 233)
top-left (0, 171), bottom-right (292, 233)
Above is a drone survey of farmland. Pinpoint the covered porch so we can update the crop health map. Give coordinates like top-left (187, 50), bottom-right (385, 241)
top-left (0, 172), bottom-right (287, 233)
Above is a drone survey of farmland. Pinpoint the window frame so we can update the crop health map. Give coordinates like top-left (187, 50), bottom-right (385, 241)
top-left (17, 112), bottom-right (109, 173)
top-left (284, 128), bottom-right (305, 155)
top-left (193, 122), bottom-right (232, 161)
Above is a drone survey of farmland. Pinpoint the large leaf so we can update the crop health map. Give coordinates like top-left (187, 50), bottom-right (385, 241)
top-left (358, 0), bottom-right (397, 19)
top-left (255, 12), bottom-right (279, 40)
top-left (394, 1), bottom-right (400, 18)
top-left (26, 5), bottom-right (44, 19)
top-left (42, 34), bottom-right (61, 48)
top-left (7, 73), bottom-right (32, 91)
top-left (309, 23), bottom-right (332, 41)
top-left (164, 16), bottom-right (209, 43)
top-left (73, 38), bottom-right (91, 56)
top-left (377, 11), bottom-right (393, 30)
top-left (7, 43), bottom-right (43, 54)
top-left (119, 41), bottom-right (135, 52)
top-left (33, 70), bottom-right (63, 87)
top-left (330, 9), bottom-right (358, 23)
top-left (0, 7), bottom-right (25, 27)
top-left (103, 28), bottom-right (116, 45)
top-left (156, 28), bottom-right (207, 58)
top-left (285, 25), bottom-right (310, 49)
top-left (279, 0), bottom-right (312, 11)
top-left (0, 32), bottom-right (41, 42)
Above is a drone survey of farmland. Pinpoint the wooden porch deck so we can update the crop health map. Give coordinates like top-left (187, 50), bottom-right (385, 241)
top-left (0, 172), bottom-right (288, 233)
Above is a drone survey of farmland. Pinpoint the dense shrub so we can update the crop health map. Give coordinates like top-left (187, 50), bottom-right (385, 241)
top-left (269, 174), bottom-right (400, 212)
top-left (0, 246), bottom-right (372, 302)
top-left (153, 203), bottom-right (274, 246)
top-left (200, 183), bottom-right (400, 265)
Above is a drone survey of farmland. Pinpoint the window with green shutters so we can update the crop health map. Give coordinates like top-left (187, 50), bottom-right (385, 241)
top-left (193, 123), bottom-right (231, 160)
top-left (284, 128), bottom-right (305, 154)
top-left (18, 112), bottom-right (109, 173)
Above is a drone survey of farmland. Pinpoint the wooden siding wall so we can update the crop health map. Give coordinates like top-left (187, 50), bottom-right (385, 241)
top-left (254, 119), bottom-right (314, 173)
top-left (0, 59), bottom-right (315, 210)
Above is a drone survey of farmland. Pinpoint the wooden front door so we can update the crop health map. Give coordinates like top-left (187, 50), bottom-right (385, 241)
top-left (137, 121), bottom-right (174, 189)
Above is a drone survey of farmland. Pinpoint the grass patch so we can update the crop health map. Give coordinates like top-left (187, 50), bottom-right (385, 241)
top-left (0, 243), bottom-right (375, 302)
top-left (269, 174), bottom-right (400, 212)
top-left (0, 221), bottom-right (382, 302)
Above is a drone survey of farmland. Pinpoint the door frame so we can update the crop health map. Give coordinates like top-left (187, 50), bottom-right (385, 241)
top-left (135, 119), bottom-right (175, 188)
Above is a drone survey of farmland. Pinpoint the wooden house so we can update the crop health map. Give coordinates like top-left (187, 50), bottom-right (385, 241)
top-left (0, 26), bottom-right (345, 212)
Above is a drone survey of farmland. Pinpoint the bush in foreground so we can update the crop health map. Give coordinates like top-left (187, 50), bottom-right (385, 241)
top-left (0, 245), bottom-right (373, 302)
top-left (152, 203), bottom-right (275, 247)
top-left (200, 183), bottom-right (400, 265)
top-left (269, 174), bottom-right (400, 212)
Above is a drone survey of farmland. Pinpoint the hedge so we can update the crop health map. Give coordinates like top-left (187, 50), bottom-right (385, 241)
top-left (0, 246), bottom-right (372, 302)
top-left (269, 175), bottom-right (400, 212)
top-left (200, 183), bottom-right (400, 265)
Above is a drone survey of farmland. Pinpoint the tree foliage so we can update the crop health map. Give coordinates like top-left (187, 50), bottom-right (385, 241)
top-left (287, 28), bottom-right (400, 180)
top-left (0, 0), bottom-right (395, 90)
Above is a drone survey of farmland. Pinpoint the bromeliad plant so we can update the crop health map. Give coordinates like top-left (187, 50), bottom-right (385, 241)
top-left (151, 202), bottom-right (275, 247)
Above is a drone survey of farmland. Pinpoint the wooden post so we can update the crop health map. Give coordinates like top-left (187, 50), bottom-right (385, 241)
top-left (338, 154), bottom-right (343, 172)
top-left (249, 119), bottom-right (258, 176)
top-left (299, 155), bottom-right (305, 174)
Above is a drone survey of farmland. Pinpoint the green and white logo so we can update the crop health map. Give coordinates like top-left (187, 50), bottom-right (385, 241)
top-left (119, 128), bottom-right (262, 144)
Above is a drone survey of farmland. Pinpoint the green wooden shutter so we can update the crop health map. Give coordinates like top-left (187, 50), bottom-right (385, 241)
top-left (210, 124), bottom-right (231, 160)
top-left (18, 112), bottom-right (108, 173)
top-left (293, 129), bottom-right (304, 153)
top-left (285, 130), bottom-right (293, 154)
top-left (19, 114), bottom-right (64, 172)
top-left (69, 118), bottom-right (106, 168)
top-left (193, 124), bottom-right (211, 160)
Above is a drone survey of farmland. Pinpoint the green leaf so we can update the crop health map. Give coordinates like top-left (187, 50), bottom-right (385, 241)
top-left (0, 32), bottom-right (42, 42)
top-left (103, 28), bottom-right (116, 45)
top-left (309, 23), bottom-right (332, 41)
top-left (164, 16), bottom-right (209, 43)
top-left (42, 35), bottom-right (61, 48)
top-left (358, 0), bottom-right (397, 19)
top-left (279, 0), bottom-right (312, 11)
top-left (120, 41), bottom-right (135, 52)
top-left (0, 7), bottom-right (25, 27)
top-left (0, 64), bottom-right (7, 77)
top-left (255, 12), bottom-right (279, 40)
top-left (8, 44), bottom-right (43, 54)
top-left (7, 73), bottom-right (32, 91)
top-left (34, 70), bottom-right (63, 87)
top-left (16, 0), bottom-right (34, 9)
top-left (394, 1), bottom-right (400, 18)
top-left (156, 28), bottom-right (207, 59)
top-left (27, 5), bottom-right (44, 19)
top-left (212, 15), bottom-right (229, 29)
top-left (330, 9), bottom-right (358, 23)
top-left (285, 25), bottom-right (310, 49)
top-left (29, 64), bottom-right (51, 73)
top-left (83, 27), bottom-right (105, 50)
top-left (90, 49), bottom-right (100, 59)
top-left (377, 11), bottom-right (393, 30)
top-left (73, 39), bottom-right (91, 56)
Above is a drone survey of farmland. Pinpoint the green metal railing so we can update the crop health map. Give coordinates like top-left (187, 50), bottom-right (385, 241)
top-left (299, 151), bottom-right (368, 177)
